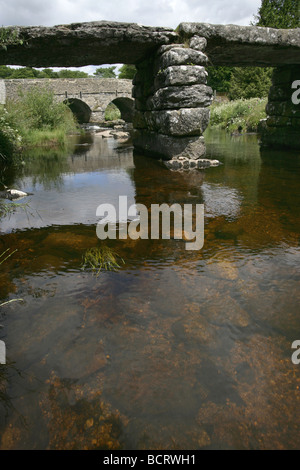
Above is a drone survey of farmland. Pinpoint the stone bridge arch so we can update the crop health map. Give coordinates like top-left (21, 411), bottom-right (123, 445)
top-left (64, 98), bottom-right (92, 123)
top-left (103, 96), bottom-right (135, 122)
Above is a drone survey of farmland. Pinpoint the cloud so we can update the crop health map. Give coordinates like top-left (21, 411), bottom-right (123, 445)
top-left (0, 0), bottom-right (261, 28)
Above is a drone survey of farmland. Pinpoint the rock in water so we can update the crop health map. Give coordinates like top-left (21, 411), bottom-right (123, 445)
top-left (5, 189), bottom-right (33, 200)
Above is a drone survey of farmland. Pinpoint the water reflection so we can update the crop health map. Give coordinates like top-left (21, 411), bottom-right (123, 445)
top-left (0, 133), bottom-right (135, 232)
top-left (0, 129), bottom-right (299, 449)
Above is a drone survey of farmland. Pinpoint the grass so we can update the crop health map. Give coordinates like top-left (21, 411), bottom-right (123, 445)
top-left (82, 246), bottom-right (125, 276)
top-left (0, 199), bottom-right (31, 218)
top-left (0, 87), bottom-right (78, 161)
top-left (0, 248), bottom-right (17, 266)
top-left (105, 103), bottom-right (121, 121)
top-left (21, 128), bottom-right (68, 148)
top-left (209, 97), bottom-right (267, 133)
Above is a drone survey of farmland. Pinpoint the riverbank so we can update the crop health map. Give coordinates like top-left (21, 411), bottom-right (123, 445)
top-left (0, 87), bottom-right (78, 162)
top-left (209, 97), bottom-right (267, 133)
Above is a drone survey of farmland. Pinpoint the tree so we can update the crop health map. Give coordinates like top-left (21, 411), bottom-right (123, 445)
top-left (226, 0), bottom-right (299, 101)
top-left (118, 64), bottom-right (136, 79)
top-left (0, 65), bottom-right (13, 78)
top-left (39, 68), bottom-right (59, 78)
top-left (253, 0), bottom-right (299, 28)
top-left (58, 69), bottom-right (89, 78)
top-left (10, 67), bottom-right (36, 79)
top-left (206, 66), bottom-right (233, 93)
top-left (228, 67), bottom-right (273, 100)
top-left (94, 66), bottom-right (117, 78)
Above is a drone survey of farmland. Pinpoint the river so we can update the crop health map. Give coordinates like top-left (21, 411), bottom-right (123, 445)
top-left (0, 128), bottom-right (299, 449)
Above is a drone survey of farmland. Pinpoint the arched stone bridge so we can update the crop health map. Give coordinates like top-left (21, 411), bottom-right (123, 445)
top-left (0, 20), bottom-right (299, 163)
top-left (0, 78), bottom-right (134, 123)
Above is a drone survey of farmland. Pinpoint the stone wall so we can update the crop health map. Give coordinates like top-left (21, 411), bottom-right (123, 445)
top-left (260, 66), bottom-right (300, 150)
top-left (0, 80), bottom-right (5, 105)
top-left (132, 37), bottom-right (217, 168)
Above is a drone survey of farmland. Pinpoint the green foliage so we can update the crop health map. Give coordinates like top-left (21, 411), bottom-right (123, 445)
top-left (57, 69), bottom-right (89, 78)
top-left (253, 0), bottom-right (299, 28)
top-left (0, 88), bottom-right (78, 159)
top-left (0, 66), bottom-right (13, 78)
top-left (0, 27), bottom-right (23, 50)
top-left (94, 66), bottom-right (117, 79)
top-left (82, 246), bottom-right (125, 276)
top-left (228, 67), bottom-right (273, 100)
top-left (0, 106), bottom-right (22, 159)
top-left (8, 67), bottom-right (37, 79)
top-left (206, 66), bottom-right (233, 93)
top-left (118, 64), bottom-right (137, 79)
top-left (104, 103), bottom-right (121, 121)
top-left (38, 68), bottom-right (59, 78)
top-left (0, 65), bottom-right (89, 79)
top-left (8, 87), bottom-right (76, 132)
top-left (209, 97), bottom-right (268, 133)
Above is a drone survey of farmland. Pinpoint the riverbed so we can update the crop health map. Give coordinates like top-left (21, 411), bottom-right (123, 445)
top-left (0, 128), bottom-right (299, 449)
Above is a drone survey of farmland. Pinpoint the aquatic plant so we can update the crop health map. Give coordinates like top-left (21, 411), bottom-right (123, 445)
top-left (82, 246), bottom-right (125, 276)
top-left (0, 248), bottom-right (17, 266)
top-left (0, 200), bottom-right (30, 218)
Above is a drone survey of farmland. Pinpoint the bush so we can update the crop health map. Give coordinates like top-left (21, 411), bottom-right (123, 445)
top-left (228, 67), bottom-right (273, 100)
top-left (209, 97), bottom-right (268, 133)
top-left (0, 106), bottom-right (22, 159)
top-left (3, 87), bottom-right (78, 150)
top-left (104, 103), bottom-right (121, 121)
top-left (8, 87), bottom-right (76, 132)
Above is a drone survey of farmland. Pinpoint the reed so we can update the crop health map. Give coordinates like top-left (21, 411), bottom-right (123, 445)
top-left (82, 246), bottom-right (125, 276)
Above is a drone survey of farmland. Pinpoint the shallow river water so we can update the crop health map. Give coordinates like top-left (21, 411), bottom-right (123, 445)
top-left (0, 128), bottom-right (299, 449)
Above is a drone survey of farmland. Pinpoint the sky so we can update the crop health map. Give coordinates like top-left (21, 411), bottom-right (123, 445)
top-left (0, 0), bottom-right (262, 74)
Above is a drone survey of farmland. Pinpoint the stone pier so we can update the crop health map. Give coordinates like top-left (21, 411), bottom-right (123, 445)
top-left (259, 65), bottom-right (300, 149)
top-left (132, 39), bottom-right (216, 168)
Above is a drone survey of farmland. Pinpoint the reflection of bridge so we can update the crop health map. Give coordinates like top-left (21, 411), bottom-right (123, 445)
top-left (0, 78), bottom-right (134, 123)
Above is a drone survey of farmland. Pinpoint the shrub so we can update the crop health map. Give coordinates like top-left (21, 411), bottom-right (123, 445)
top-left (7, 87), bottom-right (76, 132)
top-left (0, 106), bottom-right (22, 159)
top-left (228, 67), bottom-right (273, 100)
top-left (0, 88), bottom-right (78, 159)
top-left (104, 103), bottom-right (121, 121)
top-left (209, 97), bottom-right (267, 133)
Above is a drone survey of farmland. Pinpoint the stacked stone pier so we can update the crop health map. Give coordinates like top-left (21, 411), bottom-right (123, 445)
top-left (132, 38), bottom-right (217, 169)
top-left (259, 65), bottom-right (300, 149)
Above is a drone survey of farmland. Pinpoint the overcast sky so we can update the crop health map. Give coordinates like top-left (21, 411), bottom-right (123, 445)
top-left (1, 0), bottom-right (261, 28)
top-left (1, 0), bottom-right (262, 73)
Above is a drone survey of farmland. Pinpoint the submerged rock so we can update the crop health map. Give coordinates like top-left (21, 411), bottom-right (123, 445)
top-left (164, 158), bottom-right (220, 171)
